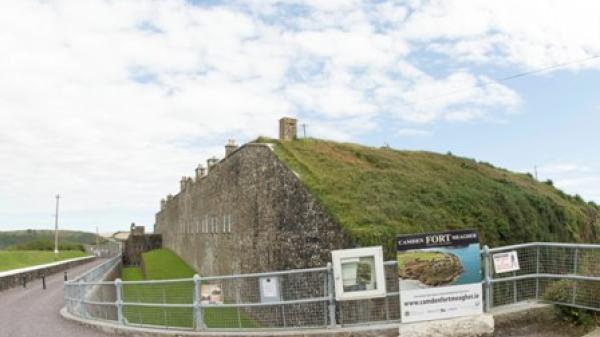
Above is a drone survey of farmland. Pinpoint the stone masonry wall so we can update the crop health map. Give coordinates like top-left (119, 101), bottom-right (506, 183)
top-left (155, 143), bottom-right (353, 276)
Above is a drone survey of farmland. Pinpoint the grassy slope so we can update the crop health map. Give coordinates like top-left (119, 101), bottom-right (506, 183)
top-left (267, 138), bottom-right (600, 257)
top-left (0, 250), bottom-right (88, 272)
top-left (121, 249), bottom-right (257, 329)
top-left (0, 229), bottom-right (101, 249)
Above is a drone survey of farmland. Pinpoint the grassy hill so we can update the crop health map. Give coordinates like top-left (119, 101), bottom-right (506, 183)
top-left (0, 229), bottom-right (100, 249)
top-left (263, 138), bottom-right (600, 256)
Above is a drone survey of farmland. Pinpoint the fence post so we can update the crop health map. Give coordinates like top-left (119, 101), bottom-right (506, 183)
top-left (79, 280), bottom-right (86, 318)
top-left (193, 274), bottom-right (203, 330)
top-left (572, 248), bottom-right (579, 304)
top-left (115, 278), bottom-right (124, 324)
top-left (326, 262), bottom-right (337, 328)
top-left (482, 245), bottom-right (492, 312)
top-left (535, 246), bottom-right (540, 300)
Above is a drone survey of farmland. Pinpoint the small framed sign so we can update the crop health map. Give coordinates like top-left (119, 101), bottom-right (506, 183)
top-left (331, 246), bottom-right (386, 301)
top-left (259, 276), bottom-right (281, 303)
top-left (493, 251), bottom-right (520, 274)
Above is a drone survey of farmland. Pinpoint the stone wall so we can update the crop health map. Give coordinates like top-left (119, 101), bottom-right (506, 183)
top-left (155, 143), bottom-right (352, 276)
top-left (0, 256), bottom-right (95, 292)
top-left (123, 233), bottom-right (162, 266)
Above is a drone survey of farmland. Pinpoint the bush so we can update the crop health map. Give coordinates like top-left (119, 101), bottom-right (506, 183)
top-left (544, 280), bottom-right (597, 327)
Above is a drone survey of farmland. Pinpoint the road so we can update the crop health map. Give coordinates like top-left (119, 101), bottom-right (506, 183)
top-left (0, 258), bottom-right (111, 337)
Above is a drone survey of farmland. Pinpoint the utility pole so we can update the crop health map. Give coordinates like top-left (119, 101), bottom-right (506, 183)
top-left (534, 166), bottom-right (538, 180)
top-left (301, 123), bottom-right (307, 138)
top-left (54, 194), bottom-right (60, 255)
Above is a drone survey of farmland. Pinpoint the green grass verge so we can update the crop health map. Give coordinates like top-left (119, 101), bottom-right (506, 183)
top-left (0, 250), bottom-right (89, 272)
top-left (121, 249), bottom-right (258, 329)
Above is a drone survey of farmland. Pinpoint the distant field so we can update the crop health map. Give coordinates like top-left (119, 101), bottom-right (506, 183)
top-left (121, 249), bottom-right (257, 329)
top-left (0, 229), bottom-right (102, 249)
top-left (0, 250), bottom-right (89, 272)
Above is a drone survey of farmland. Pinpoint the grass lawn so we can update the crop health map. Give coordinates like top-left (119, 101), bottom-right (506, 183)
top-left (121, 249), bottom-right (258, 329)
top-left (0, 250), bottom-right (88, 272)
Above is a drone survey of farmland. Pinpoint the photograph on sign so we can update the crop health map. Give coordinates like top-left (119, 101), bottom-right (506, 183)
top-left (259, 276), bottom-right (281, 303)
top-left (200, 283), bottom-right (223, 305)
top-left (397, 229), bottom-right (483, 323)
top-left (331, 246), bottom-right (386, 301)
top-left (493, 251), bottom-right (520, 274)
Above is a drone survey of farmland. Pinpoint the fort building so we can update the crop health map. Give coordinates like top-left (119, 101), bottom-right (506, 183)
top-left (154, 117), bottom-right (599, 277)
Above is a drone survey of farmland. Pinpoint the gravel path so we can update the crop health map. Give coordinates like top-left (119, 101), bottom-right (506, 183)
top-left (0, 258), bottom-right (111, 337)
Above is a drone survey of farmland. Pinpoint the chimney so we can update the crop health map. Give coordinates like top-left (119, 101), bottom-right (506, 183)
top-left (225, 139), bottom-right (238, 157)
top-left (195, 164), bottom-right (206, 180)
top-left (206, 157), bottom-right (219, 173)
top-left (279, 117), bottom-right (297, 141)
top-left (180, 176), bottom-right (187, 191)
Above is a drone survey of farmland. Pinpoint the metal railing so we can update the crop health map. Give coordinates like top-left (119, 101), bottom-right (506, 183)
top-left (64, 242), bottom-right (600, 331)
top-left (482, 242), bottom-right (600, 312)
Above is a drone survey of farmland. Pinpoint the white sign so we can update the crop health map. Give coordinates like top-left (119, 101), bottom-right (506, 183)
top-left (261, 277), bottom-right (278, 297)
top-left (492, 251), bottom-right (520, 273)
top-left (400, 283), bottom-right (483, 323)
top-left (259, 276), bottom-right (281, 303)
top-left (331, 246), bottom-right (386, 301)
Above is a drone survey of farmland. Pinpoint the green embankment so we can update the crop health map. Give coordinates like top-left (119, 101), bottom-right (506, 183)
top-left (121, 249), bottom-right (257, 329)
top-left (265, 138), bottom-right (600, 257)
top-left (0, 229), bottom-right (103, 250)
top-left (0, 250), bottom-right (89, 272)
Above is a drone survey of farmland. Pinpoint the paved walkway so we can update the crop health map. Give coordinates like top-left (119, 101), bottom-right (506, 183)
top-left (0, 258), bottom-right (112, 337)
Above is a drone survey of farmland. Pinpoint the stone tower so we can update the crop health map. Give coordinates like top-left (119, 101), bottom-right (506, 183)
top-left (279, 117), bottom-right (297, 141)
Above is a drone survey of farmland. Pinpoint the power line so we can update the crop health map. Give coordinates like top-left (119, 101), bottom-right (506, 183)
top-left (403, 54), bottom-right (600, 106)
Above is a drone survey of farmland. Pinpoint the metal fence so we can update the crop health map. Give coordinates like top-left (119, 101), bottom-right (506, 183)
top-left (482, 242), bottom-right (600, 312)
top-left (64, 242), bottom-right (600, 331)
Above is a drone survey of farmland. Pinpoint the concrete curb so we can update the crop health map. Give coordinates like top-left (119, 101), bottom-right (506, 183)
top-left (60, 307), bottom-right (400, 337)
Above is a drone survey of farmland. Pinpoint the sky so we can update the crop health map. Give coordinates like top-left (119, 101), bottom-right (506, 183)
top-left (1, 0), bottom-right (599, 234)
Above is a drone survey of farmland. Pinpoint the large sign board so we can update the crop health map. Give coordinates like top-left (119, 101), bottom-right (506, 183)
top-left (397, 230), bottom-right (483, 323)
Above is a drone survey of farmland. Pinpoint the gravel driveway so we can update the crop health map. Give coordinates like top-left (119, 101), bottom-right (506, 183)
top-left (0, 258), bottom-right (111, 337)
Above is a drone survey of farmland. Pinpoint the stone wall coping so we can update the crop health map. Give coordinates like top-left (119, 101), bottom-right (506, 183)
top-left (0, 255), bottom-right (94, 278)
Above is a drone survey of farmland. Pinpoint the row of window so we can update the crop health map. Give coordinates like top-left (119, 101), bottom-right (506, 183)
top-left (178, 214), bottom-right (233, 234)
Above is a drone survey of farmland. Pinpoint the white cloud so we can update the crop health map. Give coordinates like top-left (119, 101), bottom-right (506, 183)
top-left (403, 0), bottom-right (600, 70)
top-left (0, 0), bottom-right (598, 231)
top-left (535, 163), bottom-right (599, 203)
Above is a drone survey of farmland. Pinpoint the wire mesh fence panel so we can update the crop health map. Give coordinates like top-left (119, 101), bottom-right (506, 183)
top-left (539, 246), bottom-right (576, 275)
top-left (337, 261), bottom-right (400, 325)
top-left (200, 268), bottom-right (329, 329)
top-left (576, 248), bottom-right (600, 277)
top-left (486, 243), bottom-right (600, 312)
top-left (65, 243), bottom-right (600, 331)
top-left (122, 279), bottom-right (194, 328)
